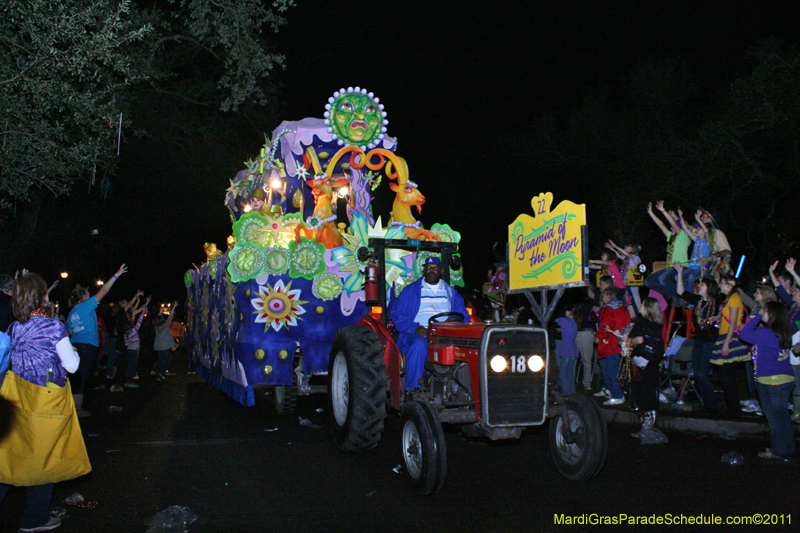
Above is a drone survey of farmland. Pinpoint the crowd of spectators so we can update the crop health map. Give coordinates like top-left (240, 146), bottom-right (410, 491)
top-left (0, 265), bottom-right (187, 530)
top-left (1, 267), bottom-right (185, 412)
top-left (552, 200), bottom-right (798, 460)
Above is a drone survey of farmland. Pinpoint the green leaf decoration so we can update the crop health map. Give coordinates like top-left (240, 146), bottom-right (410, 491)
top-left (227, 242), bottom-right (266, 282)
top-left (288, 238), bottom-right (326, 280)
top-left (312, 273), bottom-right (344, 301)
top-left (233, 211), bottom-right (272, 247)
top-left (264, 247), bottom-right (290, 276)
top-left (430, 223), bottom-right (461, 244)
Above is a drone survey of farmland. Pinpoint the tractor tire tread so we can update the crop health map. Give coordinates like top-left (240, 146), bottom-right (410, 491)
top-left (329, 325), bottom-right (388, 451)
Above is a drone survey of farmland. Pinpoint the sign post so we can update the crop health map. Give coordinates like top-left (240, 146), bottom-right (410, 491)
top-left (507, 192), bottom-right (589, 328)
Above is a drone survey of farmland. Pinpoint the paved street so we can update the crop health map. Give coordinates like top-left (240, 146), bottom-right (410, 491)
top-left (1, 352), bottom-right (797, 533)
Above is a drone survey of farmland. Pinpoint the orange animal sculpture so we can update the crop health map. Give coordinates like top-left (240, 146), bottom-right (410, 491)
top-left (294, 147), bottom-right (349, 249)
top-left (387, 156), bottom-right (440, 241)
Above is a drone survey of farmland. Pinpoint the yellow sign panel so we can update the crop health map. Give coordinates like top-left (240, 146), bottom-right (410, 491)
top-left (596, 266), bottom-right (645, 286)
top-left (508, 192), bottom-right (586, 290)
top-left (627, 266), bottom-right (645, 286)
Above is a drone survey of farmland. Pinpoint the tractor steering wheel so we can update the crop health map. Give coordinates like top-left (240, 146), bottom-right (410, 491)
top-left (428, 311), bottom-right (465, 325)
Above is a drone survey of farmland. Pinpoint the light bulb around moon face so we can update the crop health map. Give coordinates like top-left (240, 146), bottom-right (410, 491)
top-left (271, 178), bottom-right (282, 189)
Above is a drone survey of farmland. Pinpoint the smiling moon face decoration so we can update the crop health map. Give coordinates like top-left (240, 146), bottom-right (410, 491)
top-left (324, 87), bottom-right (388, 149)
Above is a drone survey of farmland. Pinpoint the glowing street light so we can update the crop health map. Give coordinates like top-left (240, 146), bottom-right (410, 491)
top-left (60, 272), bottom-right (69, 279)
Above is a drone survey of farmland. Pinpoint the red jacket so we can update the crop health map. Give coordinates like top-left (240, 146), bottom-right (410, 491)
top-left (596, 301), bottom-right (630, 359)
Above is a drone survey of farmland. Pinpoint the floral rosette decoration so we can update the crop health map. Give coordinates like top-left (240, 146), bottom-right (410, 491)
top-left (328, 213), bottom-right (413, 297)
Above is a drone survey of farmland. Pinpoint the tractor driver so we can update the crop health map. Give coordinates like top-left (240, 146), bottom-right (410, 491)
top-left (389, 256), bottom-right (469, 393)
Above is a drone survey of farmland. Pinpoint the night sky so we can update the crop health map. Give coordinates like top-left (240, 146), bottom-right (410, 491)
top-left (80, 1), bottom-right (800, 300)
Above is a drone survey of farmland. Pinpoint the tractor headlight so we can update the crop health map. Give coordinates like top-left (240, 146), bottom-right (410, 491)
top-left (490, 355), bottom-right (545, 373)
top-left (527, 355), bottom-right (545, 372)
top-left (489, 355), bottom-right (507, 373)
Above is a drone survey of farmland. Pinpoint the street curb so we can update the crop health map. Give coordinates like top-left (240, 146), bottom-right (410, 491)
top-left (599, 407), bottom-right (773, 436)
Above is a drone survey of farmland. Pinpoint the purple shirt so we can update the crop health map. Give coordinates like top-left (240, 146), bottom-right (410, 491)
top-left (556, 317), bottom-right (579, 358)
top-left (9, 317), bottom-right (70, 386)
top-left (737, 313), bottom-right (793, 380)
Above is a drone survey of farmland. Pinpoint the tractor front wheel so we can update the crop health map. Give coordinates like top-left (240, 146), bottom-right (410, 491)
top-left (548, 393), bottom-right (607, 481)
top-left (400, 401), bottom-right (447, 495)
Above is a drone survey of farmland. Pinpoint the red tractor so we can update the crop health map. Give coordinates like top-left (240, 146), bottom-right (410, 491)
top-left (327, 239), bottom-right (607, 495)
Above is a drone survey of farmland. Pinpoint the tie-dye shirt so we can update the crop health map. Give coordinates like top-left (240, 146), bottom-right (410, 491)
top-left (8, 317), bottom-right (70, 386)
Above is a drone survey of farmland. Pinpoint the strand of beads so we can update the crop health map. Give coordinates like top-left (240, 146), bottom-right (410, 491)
top-left (307, 215), bottom-right (337, 230)
top-left (390, 221), bottom-right (420, 229)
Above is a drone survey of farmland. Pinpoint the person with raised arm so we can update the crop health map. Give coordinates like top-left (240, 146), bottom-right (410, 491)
top-left (153, 301), bottom-right (180, 382)
top-left (122, 295), bottom-right (151, 388)
top-left (770, 258), bottom-right (800, 307)
top-left (673, 209), bottom-right (711, 294)
top-left (768, 259), bottom-right (800, 423)
top-left (66, 264), bottom-right (128, 416)
top-left (105, 290), bottom-right (141, 380)
top-left (643, 201), bottom-right (691, 301)
top-left (605, 239), bottom-right (643, 311)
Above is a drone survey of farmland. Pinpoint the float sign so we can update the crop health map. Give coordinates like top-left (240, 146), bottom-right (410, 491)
top-left (508, 192), bottom-right (587, 291)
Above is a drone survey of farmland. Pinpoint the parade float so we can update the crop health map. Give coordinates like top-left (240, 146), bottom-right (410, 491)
top-left (184, 87), bottom-right (463, 409)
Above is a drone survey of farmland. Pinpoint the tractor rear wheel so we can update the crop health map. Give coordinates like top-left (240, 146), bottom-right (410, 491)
top-left (273, 384), bottom-right (297, 415)
top-left (273, 350), bottom-right (302, 415)
top-left (548, 393), bottom-right (607, 481)
top-left (400, 401), bottom-right (447, 495)
top-left (328, 325), bottom-right (388, 451)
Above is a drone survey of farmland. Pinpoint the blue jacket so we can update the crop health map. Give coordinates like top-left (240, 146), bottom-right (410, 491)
top-left (389, 277), bottom-right (469, 351)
